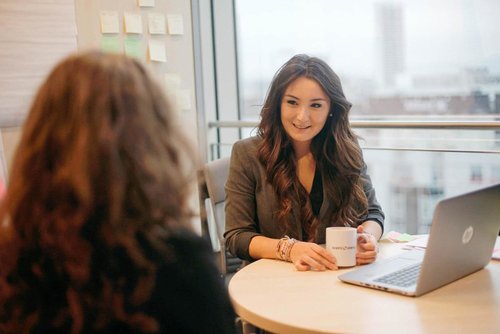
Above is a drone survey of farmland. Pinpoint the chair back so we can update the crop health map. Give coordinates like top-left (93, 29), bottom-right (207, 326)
top-left (204, 157), bottom-right (230, 242)
top-left (203, 157), bottom-right (243, 276)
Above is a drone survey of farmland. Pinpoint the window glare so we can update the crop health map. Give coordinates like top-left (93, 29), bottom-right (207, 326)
top-left (235, 0), bottom-right (500, 120)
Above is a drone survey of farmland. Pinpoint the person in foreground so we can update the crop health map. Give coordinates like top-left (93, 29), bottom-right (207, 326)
top-left (224, 54), bottom-right (385, 271)
top-left (0, 51), bottom-right (236, 333)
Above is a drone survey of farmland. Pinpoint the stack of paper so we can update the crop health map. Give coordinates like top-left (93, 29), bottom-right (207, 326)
top-left (402, 235), bottom-right (429, 250)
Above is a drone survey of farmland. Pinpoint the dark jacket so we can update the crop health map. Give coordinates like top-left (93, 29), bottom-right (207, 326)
top-left (224, 136), bottom-right (384, 262)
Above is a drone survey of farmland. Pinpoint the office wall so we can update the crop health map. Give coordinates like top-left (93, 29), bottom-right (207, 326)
top-left (0, 0), bottom-right (77, 126)
top-left (74, 0), bottom-right (201, 232)
top-left (0, 0), bottom-right (78, 177)
top-left (74, 0), bottom-right (199, 150)
top-left (0, 0), bottom-right (202, 232)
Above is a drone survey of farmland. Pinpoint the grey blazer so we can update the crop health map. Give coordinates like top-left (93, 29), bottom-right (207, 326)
top-left (224, 136), bottom-right (385, 262)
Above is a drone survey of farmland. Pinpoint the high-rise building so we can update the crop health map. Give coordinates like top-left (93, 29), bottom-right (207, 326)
top-left (375, 3), bottom-right (405, 87)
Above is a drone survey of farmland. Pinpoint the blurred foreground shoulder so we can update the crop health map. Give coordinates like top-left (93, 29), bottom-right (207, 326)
top-left (146, 229), bottom-right (237, 334)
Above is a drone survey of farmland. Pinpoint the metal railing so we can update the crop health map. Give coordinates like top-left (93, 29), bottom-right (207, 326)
top-left (207, 120), bottom-right (500, 158)
top-left (208, 120), bottom-right (500, 130)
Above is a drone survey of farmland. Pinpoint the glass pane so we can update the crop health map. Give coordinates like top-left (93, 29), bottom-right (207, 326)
top-left (356, 128), bottom-right (500, 151)
top-left (231, 1), bottom-right (500, 235)
top-left (363, 149), bottom-right (500, 234)
top-left (235, 0), bottom-right (500, 123)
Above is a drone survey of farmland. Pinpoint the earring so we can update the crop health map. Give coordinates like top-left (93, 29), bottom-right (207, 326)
top-left (329, 113), bottom-right (333, 117)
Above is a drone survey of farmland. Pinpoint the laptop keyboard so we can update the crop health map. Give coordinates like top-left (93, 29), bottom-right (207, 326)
top-left (373, 263), bottom-right (422, 287)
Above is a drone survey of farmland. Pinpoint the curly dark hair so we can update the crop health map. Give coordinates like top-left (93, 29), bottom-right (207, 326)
top-left (257, 54), bottom-right (368, 241)
top-left (0, 51), bottom-right (195, 333)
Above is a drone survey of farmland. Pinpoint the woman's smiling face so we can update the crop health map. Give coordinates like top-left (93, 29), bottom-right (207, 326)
top-left (280, 76), bottom-right (331, 149)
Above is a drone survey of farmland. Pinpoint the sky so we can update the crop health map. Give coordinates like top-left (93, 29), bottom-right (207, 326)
top-left (235, 0), bottom-right (500, 82)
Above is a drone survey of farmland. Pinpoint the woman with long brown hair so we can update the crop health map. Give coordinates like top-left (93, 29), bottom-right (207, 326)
top-left (0, 51), bottom-right (236, 333)
top-left (225, 54), bottom-right (384, 271)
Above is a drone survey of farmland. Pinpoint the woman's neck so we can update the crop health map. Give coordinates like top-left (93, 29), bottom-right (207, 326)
top-left (292, 140), bottom-right (312, 159)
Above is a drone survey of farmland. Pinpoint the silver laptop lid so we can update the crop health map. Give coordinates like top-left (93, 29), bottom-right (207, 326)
top-left (415, 183), bottom-right (500, 295)
top-left (338, 183), bottom-right (500, 296)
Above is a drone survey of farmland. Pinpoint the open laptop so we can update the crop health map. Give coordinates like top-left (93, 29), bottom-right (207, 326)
top-left (338, 183), bottom-right (500, 297)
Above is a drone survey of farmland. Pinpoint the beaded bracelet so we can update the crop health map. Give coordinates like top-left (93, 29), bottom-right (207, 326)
top-left (276, 237), bottom-right (286, 260)
top-left (276, 235), bottom-right (297, 262)
top-left (284, 237), bottom-right (297, 262)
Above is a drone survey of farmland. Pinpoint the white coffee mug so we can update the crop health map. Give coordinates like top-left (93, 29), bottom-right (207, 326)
top-left (326, 226), bottom-right (357, 267)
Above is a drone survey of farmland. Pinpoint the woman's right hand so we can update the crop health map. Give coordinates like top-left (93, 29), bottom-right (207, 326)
top-left (289, 241), bottom-right (338, 271)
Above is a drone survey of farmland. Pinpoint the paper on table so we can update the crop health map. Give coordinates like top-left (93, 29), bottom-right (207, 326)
top-left (403, 235), bottom-right (429, 250)
top-left (383, 230), bottom-right (419, 243)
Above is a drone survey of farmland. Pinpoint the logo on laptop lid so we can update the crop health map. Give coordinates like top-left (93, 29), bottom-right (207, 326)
top-left (462, 226), bottom-right (474, 244)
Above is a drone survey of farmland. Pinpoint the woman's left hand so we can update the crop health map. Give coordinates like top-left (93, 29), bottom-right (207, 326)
top-left (356, 225), bottom-right (379, 265)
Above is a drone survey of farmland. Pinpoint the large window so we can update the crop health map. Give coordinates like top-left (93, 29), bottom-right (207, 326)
top-left (201, 0), bottom-right (500, 234)
top-left (235, 0), bottom-right (500, 123)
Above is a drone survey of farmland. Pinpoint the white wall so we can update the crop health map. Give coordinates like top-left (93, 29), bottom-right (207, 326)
top-left (0, 0), bottom-right (203, 232)
top-left (74, 0), bottom-right (199, 149)
top-left (74, 0), bottom-right (202, 232)
top-left (0, 0), bottom-right (77, 178)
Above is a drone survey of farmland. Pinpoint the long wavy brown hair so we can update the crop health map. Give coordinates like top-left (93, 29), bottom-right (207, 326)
top-left (257, 54), bottom-right (368, 241)
top-left (0, 51), bottom-right (194, 333)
